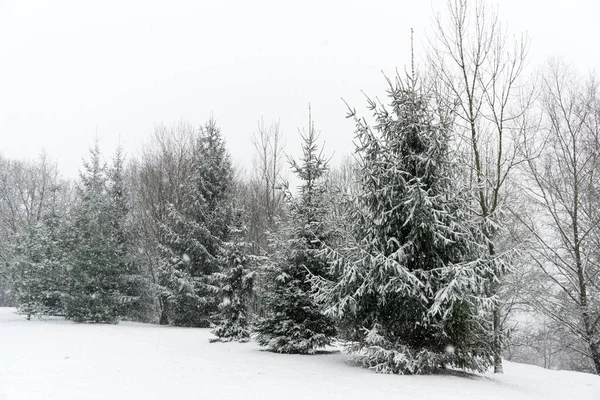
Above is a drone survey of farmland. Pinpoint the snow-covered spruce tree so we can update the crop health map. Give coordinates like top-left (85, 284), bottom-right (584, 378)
top-left (312, 73), bottom-right (508, 374)
top-left (64, 142), bottom-right (127, 323)
top-left (158, 119), bottom-right (234, 327)
top-left (107, 147), bottom-right (151, 321)
top-left (254, 109), bottom-right (336, 354)
top-left (210, 210), bottom-right (255, 342)
top-left (13, 209), bottom-right (66, 319)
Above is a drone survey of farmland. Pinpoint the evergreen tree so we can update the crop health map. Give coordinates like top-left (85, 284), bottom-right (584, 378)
top-left (254, 109), bottom-right (336, 354)
top-left (313, 74), bottom-right (507, 374)
top-left (64, 141), bottom-right (127, 323)
top-left (108, 147), bottom-right (128, 248)
top-left (107, 147), bottom-right (151, 320)
top-left (13, 208), bottom-right (66, 319)
top-left (158, 119), bottom-right (234, 327)
top-left (210, 211), bottom-right (255, 342)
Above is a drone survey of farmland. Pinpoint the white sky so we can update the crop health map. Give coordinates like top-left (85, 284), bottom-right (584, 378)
top-left (1, 0), bottom-right (598, 178)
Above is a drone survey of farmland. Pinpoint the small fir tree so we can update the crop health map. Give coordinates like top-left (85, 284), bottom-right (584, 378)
top-left (210, 212), bottom-right (255, 342)
top-left (254, 108), bottom-right (336, 354)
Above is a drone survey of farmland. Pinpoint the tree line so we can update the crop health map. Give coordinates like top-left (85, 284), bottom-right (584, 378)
top-left (0, 0), bottom-right (599, 376)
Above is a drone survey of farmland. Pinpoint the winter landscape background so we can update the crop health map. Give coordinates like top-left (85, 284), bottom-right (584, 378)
top-left (1, 0), bottom-right (600, 398)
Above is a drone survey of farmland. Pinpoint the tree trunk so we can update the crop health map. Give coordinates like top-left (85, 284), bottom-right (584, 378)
top-left (589, 341), bottom-right (600, 375)
top-left (158, 297), bottom-right (169, 325)
top-left (493, 306), bottom-right (503, 373)
top-left (488, 242), bottom-right (503, 373)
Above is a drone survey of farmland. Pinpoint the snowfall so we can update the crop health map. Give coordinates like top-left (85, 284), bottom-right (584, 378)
top-left (1, 308), bottom-right (598, 400)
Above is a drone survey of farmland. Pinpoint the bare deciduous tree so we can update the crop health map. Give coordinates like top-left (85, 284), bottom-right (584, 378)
top-left (0, 152), bottom-right (69, 306)
top-left (243, 118), bottom-right (286, 254)
top-left (130, 120), bottom-right (197, 323)
top-left (519, 62), bottom-right (600, 374)
top-left (428, 0), bottom-right (532, 372)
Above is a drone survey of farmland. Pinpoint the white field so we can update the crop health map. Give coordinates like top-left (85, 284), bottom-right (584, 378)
top-left (1, 308), bottom-right (598, 400)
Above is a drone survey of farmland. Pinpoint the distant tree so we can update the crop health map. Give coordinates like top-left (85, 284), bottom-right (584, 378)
top-left (254, 108), bottom-right (336, 354)
top-left (158, 119), bottom-right (234, 327)
top-left (131, 121), bottom-right (197, 323)
top-left (210, 211), bottom-right (255, 342)
top-left (247, 118), bottom-right (286, 253)
top-left (12, 204), bottom-right (66, 319)
top-left (64, 141), bottom-right (126, 323)
top-left (231, 119), bottom-right (287, 320)
top-left (107, 146), bottom-right (151, 321)
top-left (323, 155), bottom-right (360, 256)
top-left (519, 63), bottom-right (600, 374)
top-left (505, 317), bottom-right (565, 370)
top-left (0, 153), bottom-right (69, 307)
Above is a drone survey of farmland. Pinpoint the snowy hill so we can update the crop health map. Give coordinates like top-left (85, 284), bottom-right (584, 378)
top-left (0, 307), bottom-right (598, 400)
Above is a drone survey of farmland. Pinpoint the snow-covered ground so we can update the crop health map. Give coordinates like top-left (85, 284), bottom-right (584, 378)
top-left (0, 308), bottom-right (598, 400)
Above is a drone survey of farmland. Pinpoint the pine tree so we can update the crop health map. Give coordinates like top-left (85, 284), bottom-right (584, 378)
top-left (210, 211), bottom-right (255, 342)
top-left (158, 119), bottom-right (234, 327)
top-left (254, 108), bottom-right (336, 354)
top-left (313, 73), bottom-right (507, 374)
top-left (64, 141), bottom-right (127, 323)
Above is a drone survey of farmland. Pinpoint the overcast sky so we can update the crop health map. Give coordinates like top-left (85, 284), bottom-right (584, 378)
top-left (1, 0), bottom-right (598, 178)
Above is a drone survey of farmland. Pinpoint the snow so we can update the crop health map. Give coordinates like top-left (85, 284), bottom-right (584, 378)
top-left (0, 307), bottom-right (598, 400)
